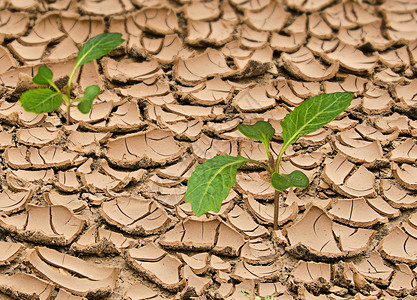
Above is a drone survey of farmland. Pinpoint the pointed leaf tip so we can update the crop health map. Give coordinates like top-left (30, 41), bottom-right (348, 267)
top-left (32, 66), bottom-right (54, 85)
top-left (19, 88), bottom-right (63, 114)
top-left (76, 33), bottom-right (124, 68)
top-left (281, 92), bottom-right (354, 152)
top-left (185, 155), bottom-right (248, 216)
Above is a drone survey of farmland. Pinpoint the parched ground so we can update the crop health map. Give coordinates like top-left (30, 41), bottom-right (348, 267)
top-left (0, 0), bottom-right (417, 299)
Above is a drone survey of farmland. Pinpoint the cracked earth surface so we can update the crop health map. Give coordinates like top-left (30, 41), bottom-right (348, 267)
top-left (0, 0), bottom-right (417, 299)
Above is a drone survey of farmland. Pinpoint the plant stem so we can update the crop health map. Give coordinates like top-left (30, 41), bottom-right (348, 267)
top-left (66, 104), bottom-right (70, 125)
top-left (273, 190), bottom-right (280, 230)
top-left (246, 159), bottom-right (273, 174)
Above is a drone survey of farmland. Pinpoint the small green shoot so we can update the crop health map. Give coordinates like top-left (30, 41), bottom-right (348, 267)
top-left (185, 92), bottom-right (354, 229)
top-left (19, 33), bottom-right (124, 124)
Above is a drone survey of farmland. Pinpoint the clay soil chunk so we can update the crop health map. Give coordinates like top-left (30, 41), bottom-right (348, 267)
top-left (328, 198), bottom-right (388, 227)
top-left (61, 15), bottom-right (105, 44)
top-left (323, 154), bottom-right (376, 198)
top-left (245, 1), bottom-right (288, 31)
top-left (0, 11), bottom-right (29, 38)
top-left (389, 139), bottom-right (417, 163)
top-left (100, 196), bottom-right (171, 235)
top-left (178, 252), bottom-right (209, 274)
top-left (69, 101), bottom-right (113, 124)
top-left (308, 13), bottom-right (333, 38)
top-left (387, 264), bottom-right (417, 297)
top-left (282, 47), bottom-right (338, 81)
top-left (45, 191), bottom-right (87, 213)
top-left (394, 79), bottom-right (417, 107)
top-left (45, 37), bottom-right (78, 62)
top-left (332, 222), bottom-right (375, 255)
top-left (5, 145), bottom-right (87, 170)
top-left (126, 242), bottom-right (186, 292)
top-left (192, 134), bottom-right (238, 162)
top-left (352, 251), bottom-right (394, 285)
top-left (286, 0), bottom-right (334, 12)
top-left (0, 273), bottom-right (54, 300)
top-left (99, 159), bottom-right (144, 183)
top-left (104, 100), bottom-right (146, 132)
top-left (0, 189), bottom-right (32, 214)
top-left (245, 195), bottom-right (298, 226)
top-left (66, 131), bottom-right (110, 155)
top-left (103, 57), bottom-right (162, 83)
top-left (106, 129), bottom-right (185, 168)
top-left (160, 218), bottom-right (245, 256)
top-left (290, 261), bottom-right (331, 283)
top-left (236, 173), bottom-right (275, 199)
top-left (392, 163), bottom-right (417, 190)
top-left (180, 265), bottom-right (212, 297)
top-left (71, 225), bottom-right (137, 255)
top-left (56, 170), bottom-right (81, 192)
top-left (0, 241), bottom-right (24, 265)
top-left (380, 179), bottom-right (417, 209)
top-left (19, 12), bottom-right (64, 45)
top-left (322, 42), bottom-right (378, 74)
top-left (124, 282), bottom-right (164, 300)
top-left (233, 85), bottom-right (276, 112)
top-left (0, 204), bottom-right (85, 245)
top-left (239, 24), bottom-right (269, 49)
top-left (6, 169), bottom-right (54, 192)
top-left (133, 7), bottom-right (179, 34)
top-left (184, 0), bottom-right (220, 21)
top-left (154, 34), bottom-right (194, 64)
top-left (380, 226), bottom-right (417, 264)
top-left (240, 238), bottom-right (279, 264)
top-left (186, 77), bottom-right (235, 105)
top-left (175, 48), bottom-right (235, 84)
top-left (17, 126), bottom-right (61, 146)
top-left (366, 196), bottom-right (400, 219)
top-left (232, 260), bottom-right (282, 281)
top-left (55, 289), bottom-right (88, 300)
top-left (81, 0), bottom-right (133, 15)
top-left (0, 46), bottom-right (16, 74)
top-left (227, 205), bottom-right (269, 239)
top-left (8, 39), bottom-right (46, 63)
top-left (27, 246), bottom-right (119, 297)
top-left (285, 205), bottom-right (348, 259)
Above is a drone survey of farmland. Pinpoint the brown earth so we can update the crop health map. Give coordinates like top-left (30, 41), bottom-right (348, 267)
top-left (1, 0), bottom-right (417, 299)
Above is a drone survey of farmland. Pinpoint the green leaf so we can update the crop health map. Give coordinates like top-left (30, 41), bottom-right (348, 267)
top-left (238, 121), bottom-right (275, 155)
top-left (19, 88), bottom-right (63, 114)
top-left (32, 66), bottom-right (54, 85)
top-left (77, 85), bottom-right (100, 114)
top-left (270, 170), bottom-right (309, 191)
top-left (185, 155), bottom-right (248, 216)
top-left (280, 92), bottom-right (354, 155)
top-left (76, 33), bottom-right (124, 68)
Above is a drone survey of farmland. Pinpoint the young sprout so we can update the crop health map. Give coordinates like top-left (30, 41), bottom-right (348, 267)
top-left (19, 33), bottom-right (124, 124)
top-left (185, 92), bottom-right (354, 229)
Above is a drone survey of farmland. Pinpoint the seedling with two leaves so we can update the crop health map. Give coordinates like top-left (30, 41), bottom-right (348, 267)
top-left (184, 92), bottom-right (354, 229)
top-left (19, 33), bottom-right (124, 124)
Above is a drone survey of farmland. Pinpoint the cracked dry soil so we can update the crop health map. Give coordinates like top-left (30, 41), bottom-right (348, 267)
top-left (1, 0), bottom-right (417, 299)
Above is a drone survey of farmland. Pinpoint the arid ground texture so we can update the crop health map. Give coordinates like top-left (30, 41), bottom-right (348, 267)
top-left (0, 0), bottom-right (417, 299)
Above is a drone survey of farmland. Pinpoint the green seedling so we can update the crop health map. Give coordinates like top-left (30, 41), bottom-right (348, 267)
top-left (185, 92), bottom-right (354, 230)
top-left (241, 290), bottom-right (274, 300)
top-left (19, 33), bottom-right (124, 124)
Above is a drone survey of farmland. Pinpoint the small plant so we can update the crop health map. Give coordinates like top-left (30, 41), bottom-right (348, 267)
top-left (185, 92), bottom-right (354, 229)
top-left (241, 290), bottom-right (274, 300)
top-left (19, 33), bottom-right (124, 124)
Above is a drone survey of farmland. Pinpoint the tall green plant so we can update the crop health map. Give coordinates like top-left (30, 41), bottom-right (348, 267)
top-left (19, 33), bottom-right (124, 124)
top-left (185, 92), bottom-right (354, 229)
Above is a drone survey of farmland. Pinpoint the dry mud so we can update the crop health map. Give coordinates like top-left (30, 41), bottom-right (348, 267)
top-left (0, 0), bottom-right (417, 299)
